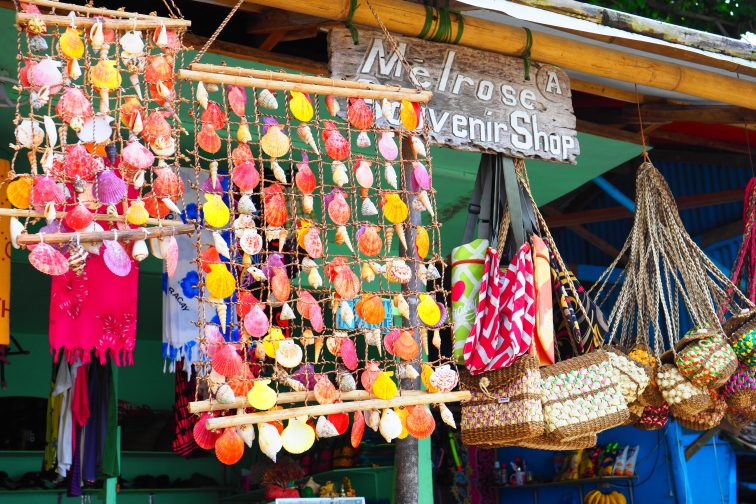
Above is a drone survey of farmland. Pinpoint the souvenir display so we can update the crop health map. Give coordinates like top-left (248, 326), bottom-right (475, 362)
top-left (180, 65), bottom-right (466, 464)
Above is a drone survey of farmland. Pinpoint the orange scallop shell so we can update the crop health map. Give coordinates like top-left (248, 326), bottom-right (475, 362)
top-left (228, 365), bottom-right (255, 396)
top-left (264, 184), bottom-right (288, 228)
top-left (231, 143), bottom-right (254, 167)
top-left (314, 374), bottom-right (338, 405)
top-left (405, 405), bottom-right (435, 439)
top-left (328, 191), bottom-right (351, 225)
top-left (347, 98), bottom-right (374, 130)
top-left (355, 294), bottom-right (385, 325)
top-left (198, 122), bottom-right (222, 154)
top-left (351, 410), bottom-right (365, 448)
top-left (7, 176), bottom-right (32, 209)
top-left (215, 427), bottom-right (244, 465)
top-left (201, 101), bottom-right (227, 129)
top-left (393, 330), bottom-right (419, 361)
top-left (334, 265), bottom-right (360, 300)
top-left (270, 268), bottom-right (290, 302)
top-left (357, 226), bottom-right (382, 257)
top-left (303, 227), bottom-right (323, 259)
top-left (144, 54), bottom-right (174, 84)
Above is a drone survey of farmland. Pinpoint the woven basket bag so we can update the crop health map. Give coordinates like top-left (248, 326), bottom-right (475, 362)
top-left (605, 347), bottom-right (651, 405)
top-left (721, 363), bottom-right (756, 411)
top-left (459, 353), bottom-right (544, 446)
top-left (540, 350), bottom-right (629, 440)
top-left (723, 310), bottom-right (756, 368)
top-left (634, 403), bottom-right (670, 431)
top-left (675, 327), bottom-right (738, 389)
top-left (656, 364), bottom-right (712, 417)
top-left (627, 344), bottom-right (665, 406)
top-left (675, 392), bottom-right (726, 431)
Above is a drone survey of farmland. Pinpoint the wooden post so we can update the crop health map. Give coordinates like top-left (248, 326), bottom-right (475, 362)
top-left (394, 137), bottom-right (423, 504)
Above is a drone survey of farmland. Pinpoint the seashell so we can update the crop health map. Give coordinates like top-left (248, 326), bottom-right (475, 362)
top-left (124, 200), bottom-right (148, 226)
top-left (331, 226), bottom-right (352, 254)
top-left (29, 35), bottom-right (48, 53)
top-left (439, 403), bottom-right (456, 429)
top-left (398, 364), bottom-right (420, 380)
top-left (66, 58), bottom-right (82, 81)
top-left (337, 365), bottom-right (357, 392)
top-left (62, 202), bottom-right (92, 232)
top-left (417, 294), bottom-right (441, 326)
top-left (382, 162), bottom-right (398, 190)
top-left (10, 218), bottom-right (24, 250)
top-left (327, 189), bottom-right (351, 225)
top-left (358, 198), bottom-right (377, 217)
top-left (356, 225), bottom-right (382, 257)
top-left (393, 294), bottom-right (410, 320)
top-left (162, 236), bottom-right (179, 278)
top-left (395, 407), bottom-right (410, 440)
top-left (7, 176), bottom-right (32, 209)
top-left (239, 229), bottom-right (262, 256)
top-left (360, 361), bottom-right (382, 392)
top-left (213, 232), bottom-right (231, 259)
top-left (270, 268), bottom-right (291, 303)
top-left (295, 155), bottom-right (316, 194)
top-left (315, 416), bottom-right (340, 438)
top-left (347, 98), bottom-right (374, 130)
top-left (200, 101), bottom-right (226, 129)
top-left (237, 194), bottom-right (257, 216)
top-left (256, 89), bottom-right (278, 110)
top-left (429, 365), bottom-right (459, 392)
top-left (129, 238), bottom-right (148, 262)
top-left (216, 383), bottom-right (235, 404)
top-left (262, 327), bottom-right (285, 358)
top-left (236, 119), bottom-right (252, 144)
top-left (203, 193), bottom-right (230, 229)
top-left (378, 132), bottom-right (398, 160)
top-left (380, 98), bottom-right (394, 121)
top-left (280, 302), bottom-right (295, 321)
top-left (195, 81), bottom-right (209, 109)
top-left (281, 416), bottom-right (315, 454)
top-left (15, 119), bottom-right (44, 149)
top-left (339, 299), bottom-right (354, 326)
top-left (326, 334), bottom-right (342, 356)
top-left (89, 19), bottom-right (105, 51)
top-left (261, 121), bottom-right (290, 158)
top-left (206, 264), bottom-right (236, 300)
top-left (289, 91), bottom-right (314, 122)
top-left (94, 169), bottom-right (126, 205)
top-left (258, 423), bottom-right (283, 462)
top-left (366, 409), bottom-right (381, 432)
top-left (322, 121), bottom-right (350, 160)
top-left (231, 160), bottom-right (260, 194)
top-left (193, 413), bottom-right (220, 449)
top-left (362, 329), bottom-right (381, 356)
top-left (120, 29), bottom-right (144, 55)
top-left (313, 336), bottom-right (324, 363)
top-left (355, 294), bottom-right (385, 325)
top-left (412, 160), bottom-right (431, 191)
top-left (308, 268), bottom-right (323, 289)
top-left (340, 337), bottom-right (358, 371)
top-left (328, 412), bottom-right (349, 435)
top-left (226, 85), bottom-right (247, 117)
top-left (264, 184), bottom-right (288, 227)
top-left (215, 427), bottom-right (244, 465)
top-left (386, 259), bottom-right (412, 284)
top-left (244, 304), bottom-right (269, 338)
top-left (237, 424), bottom-right (255, 448)
top-left (331, 160), bottom-right (349, 187)
top-left (325, 95), bottom-right (340, 116)
top-left (270, 160), bottom-right (288, 184)
top-left (405, 405), bottom-right (436, 439)
top-left (372, 371), bottom-right (397, 400)
top-left (412, 136), bottom-right (427, 158)
top-left (351, 410), bottom-right (365, 448)
top-left (418, 190), bottom-right (435, 217)
top-left (276, 339), bottom-right (303, 368)
top-left (29, 58), bottom-right (63, 94)
top-left (360, 262), bottom-right (376, 283)
top-left (354, 157), bottom-right (374, 189)
top-left (42, 115), bottom-right (57, 148)
top-left (247, 379), bottom-right (277, 410)
top-left (314, 374), bottom-right (338, 405)
top-left (141, 110), bottom-right (171, 146)
top-left (297, 124), bottom-right (319, 155)
top-left (356, 131), bottom-right (371, 148)
top-left (382, 193), bottom-right (408, 224)
top-left (379, 408), bottom-right (402, 442)
top-left (59, 25), bottom-right (85, 58)
top-left (400, 100), bottom-right (420, 130)
top-left (393, 330), bottom-right (419, 361)
top-left (103, 240), bottom-right (132, 277)
top-left (198, 122), bottom-right (221, 154)
top-left (212, 344), bottom-right (243, 378)
top-left (29, 242), bottom-right (69, 276)
top-left (333, 265), bottom-right (360, 300)
top-left (211, 298), bottom-right (228, 333)
top-left (30, 87), bottom-right (51, 110)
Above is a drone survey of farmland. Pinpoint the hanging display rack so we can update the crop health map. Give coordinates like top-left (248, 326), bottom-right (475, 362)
top-left (15, 223), bottom-right (194, 246)
top-left (0, 208), bottom-right (187, 227)
top-left (16, 12), bottom-right (192, 30)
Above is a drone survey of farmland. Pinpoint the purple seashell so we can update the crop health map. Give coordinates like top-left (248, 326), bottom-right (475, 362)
top-left (262, 116), bottom-right (279, 134)
top-left (262, 253), bottom-right (285, 278)
top-left (37, 220), bottom-right (67, 250)
top-left (323, 188), bottom-right (344, 209)
top-left (300, 150), bottom-right (308, 163)
top-left (291, 363), bottom-right (317, 390)
top-left (201, 175), bottom-right (226, 194)
top-left (95, 169), bottom-right (127, 204)
top-left (430, 302), bottom-right (448, 329)
top-left (355, 224), bottom-right (368, 241)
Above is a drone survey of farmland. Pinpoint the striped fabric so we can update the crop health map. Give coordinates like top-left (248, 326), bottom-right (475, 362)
top-left (463, 243), bottom-right (535, 374)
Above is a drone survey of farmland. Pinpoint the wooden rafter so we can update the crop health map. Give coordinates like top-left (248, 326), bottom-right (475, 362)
top-left (542, 206), bottom-right (621, 259)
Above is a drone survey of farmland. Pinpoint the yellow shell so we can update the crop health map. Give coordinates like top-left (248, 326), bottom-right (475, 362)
top-left (281, 416), bottom-right (315, 454)
top-left (289, 91), bottom-right (314, 122)
top-left (383, 194), bottom-right (408, 224)
top-left (126, 200), bottom-right (149, 225)
top-left (203, 193), bottom-right (230, 228)
top-left (59, 27), bottom-right (85, 59)
top-left (417, 294), bottom-right (441, 326)
top-left (7, 176), bottom-right (32, 209)
top-left (394, 407), bottom-right (409, 440)
top-left (421, 364), bottom-right (438, 393)
top-left (206, 264), bottom-right (236, 300)
top-left (261, 125), bottom-right (290, 158)
top-left (400, 100), bottom-right (419, 130)
top-left (89, 59), bottom-right (122, 90)
top-left (263, 326), bottom-right (285, 358)
top-left (415, 226), bottom-right (430, 259)
top-left (372, 371), bottom-right (397, 400)
top-left (247, 379), bottom-right (277, 410)
top-left (296, 219), bottom-right (315, 249)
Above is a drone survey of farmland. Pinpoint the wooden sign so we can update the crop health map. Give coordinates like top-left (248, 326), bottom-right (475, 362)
top-left (328, 28), bottom-right (580, 163)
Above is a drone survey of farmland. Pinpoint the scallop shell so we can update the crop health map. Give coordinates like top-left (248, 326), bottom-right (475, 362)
top-left (386, 259), bottom-right (412, 284)
top-left (126, 200), bottom-right (149, 226)
top-left (347, 98), bottom-right (374, 130)
top-left (334, 265), bottom-right (360, 300)
top-left (382, 193), bottom-right (409, 224)
top-left (227, 85), bottom-right (247, 117)
top-left (193, 413), bottom-right (221, 449)
top-left (29, 242), bottom-right (69, 276)
top-left (429, 365), bottom-right (459, 392)
top-left (372, 371), bottom-right (397, 400)
top-left (120, 30), bottom-right (145, 55)
top-left (258, 423), bottom-right (283, 462)
top-left (412, 161), bottom-right (431, 191)
top-left (95, 169), bottom-right (127, 204)
top-left (77, 115), bottom-right (114, 145)
top-left (244, 304), bottom-right (270, 338)
top-left (64, 203), bottom-right (93, 231)
top-left (212, 344), bottom-right (243, 378)
top-left (355, 294), bottom-right (385, 324)
top-left (361, 361), bottom-right (382, 392)
top-left (214, 428), bottom-right (244, 465)
top-left (327, 190), bottom-right (351, 225)
top-left (357, 226), bottom-right (382, 257)
top-left (351, 410), bottom-right (365, 448)
top-left (103, 240), bottom-right (132, 277)
top-left (322, 121), bottom-right (350, 160)
top-left (261, 125), bottom-right (290, 158)
top-left (162, 236), bottom-right (179, 278)
top-left (203, 193), bottom-right (230, 228)
top-left (354, 158), bottom-right (374, 189)
top-left (289, 91), bottom-right (314, 122)
top-left (271, 268), bottom-right (291, 303)
top-left (315, 416), bottom-right (340, 438)
top-left (275, 340), bottom-right (303, 368)
top-left (340, 337), bottom-right (358, 371)
top-left (393, 330), bottom-right (419, 361)
top-left (7, 176), bottom-right (32, 209)
top-left (303, 227), bottom-right (323, 259)
top-left (198, 122), bottom-right (222, 154)
top-left (383, 328), bottom-right (400, 355)
top-left (314, 374), bottom-right (338, 405)
top-left (379, 408), bottom-right (402, 443)
top-left (281, 417), bottom-right (315, 454)
top-left (406, 405), bottom-right (436, 439)
top-left (247, 379), bottom-right (277, 410)
top-left (378, 132), bottom-right (398, 160)
top-left (206, 264), bottom-right (236, 300)
top-left (239, 229), bottom-right (262, 256)
top-left (15, 119), bottom-right (44, 149)
top-left (400, 100), bottom-right (420, 130)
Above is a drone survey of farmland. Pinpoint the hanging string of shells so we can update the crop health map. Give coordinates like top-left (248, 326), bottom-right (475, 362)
top-left (3, 1), bottom-right (191, 277)
top-left (181, 64), bottom-right (468, 465)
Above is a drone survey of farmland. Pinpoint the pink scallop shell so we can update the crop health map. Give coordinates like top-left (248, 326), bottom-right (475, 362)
top-left (354, 158), bottom-right (373, 189)
top-left (121, 140), bottom-right (155, 170)
top-left (212, 344), bottom-right (243, 378)
top-left (296, 290), bottom-right (319, 319)
top-left (378, 132), bottom-right (398, 161)
top-left (327, 191), bottom-right (351, 225)
top-left (340, 337), bottom-right (358, 371)
top-left (193, 412), bottom-right (221, 449)
top-left (303, 227), bottom-right (323, 259)
top-left (231, 160), bottom-right (260, 193)
top-left (239, 230), bottom-right (262, 256)
top-left (309, 303), bottom-right (324, 333)
top-left (226, 85), bottom-right (247, 117)
top-left (30, 175), bottom-right (65, 212)
top-left (384, 328), bottom-right (401, 355)
top-left (103, 240), bottom-right (132, 277)
top-left (163, 236), bottom-right (179, 278)
top-left (29, 242), bottom-right (69, 276)
top-left (202, 325), bottom-right (225, 359)
top-left (244, 304), bottom-right (269, 338)
top-left (412, 161), bottom-right (430, 191)
top-left (95, 169), bottom-right (127, 205)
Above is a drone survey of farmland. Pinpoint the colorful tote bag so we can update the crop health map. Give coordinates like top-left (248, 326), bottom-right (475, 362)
top-left (451, 238), bottom-right (489, 362)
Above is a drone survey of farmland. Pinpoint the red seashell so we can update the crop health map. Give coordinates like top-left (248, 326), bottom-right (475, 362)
top-left (144, 54), bottom-right (174, 84)
top-left (340, 337), bottom-right (358, 371)
top-left (271, 268), bottom-right (291, 302)
top-left (231, 144), bottom-right (254, 167)
top-left (142, 110), bottom-right (172, 145)
top-left (226, 85), bottom-right (247, 117)
top-left (231, 160), bottom-right (260, 193)
top-left (30, 175), bottom-right (65, 212)
top-left (143, 191), bottom-right (170, 218)
top-left (328, 412), bottom-right (349, 435)
top-left (295, 158), bottom-right (316, 195)
top-left (212, 344), bottom-right (243, 378)
top-left (263, 184), bottom-right (288, 227)
top-left (202, 101), bottom-right (227, 130)
top-left (351, 410), bottom-right (365, 448)
top-left (236, 290), bottom-right (260, 319)
top-left (405, 405), bottom-right (436, 439)
top-left (152, 167), bottom-right (184, 199)
top-left (55, 87), bottom-right (93, 125)
top-left (64, 203), bottom-right (93, 231)
top-left (325, 256), bottom-right (347, 282)
top-left (193, 412), bottom-right (221, 449)
top-left (296, 290), bottom-right (319, 319)
top-left (215, 427), bottom-right (244, 465)
top-left (334, 266), bottom-right (360, 300)
top-left (64, 143), bottom-right (99, 181)
top-left (198, 122), bottom-right (222, 154)
top-left (347, 98), bottom-right (373, 130)
top-left (322, 121), bottom-right (350, 161)
top-left (200, 246), bottom-right (222, 273)
top-left (309, 303), bottom-right (324, 332)
top-left (384, 328), bottom-right (400, 355)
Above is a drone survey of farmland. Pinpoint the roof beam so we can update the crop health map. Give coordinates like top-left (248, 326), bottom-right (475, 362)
top-left (243, 0), bottom-right (756, 109)
top-left (623, 104), bottom-right (756, 124)
top-left (542, 206), bottom-right (621, 259)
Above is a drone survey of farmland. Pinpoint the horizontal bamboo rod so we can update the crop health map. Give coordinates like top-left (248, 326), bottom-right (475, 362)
top-left (191, 63), bottom-right (419, 93)
top-left (23, 0), bottom-right (173, 21)
top-left (16, 223), bottom-right (194, 246)
top-left (178, 69), bottom-right (432, 103)
top-left (188, 389), bottom-right (428, 414)
top-left (16, 12), bottom-right (192, 29)
top-left (0, 207), bottom-right (187, 227)
top-left (243, 0), bottom-right (756, 110)
top-left (205, 390), bottom-right (471, 429)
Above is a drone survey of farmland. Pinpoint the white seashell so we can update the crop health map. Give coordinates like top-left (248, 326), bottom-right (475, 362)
top-left (339, 299), bottom-right (354, 325)
top-left (15, 119), bottom-right (44, 149)
top-left (280, 302), bottom-right (295, 320)
top-left (82, 222), bottom-right (103, 254)
top-left (331, 160), bottom-right (348, 187)
top-left (239, 228), bottom-right (262, 255)
top-left (336, 365), bottom-right (357, 392)
top-left (412, 136), bottom-right (427, 158)
top-left (76, 115), bottom-right (114, 144)
top-left (237, 424), bottom-right (255, 448)
top-left (132, 169), bottom-right (145, 189)
top-left (247, 266), bottom-right (266, 281)
top-left (308, 268), bottom-right (323, 289)
top-left (10, 217), bottom-right (24, 249)
top-left (394, 294), bottom-right (410, 320)
top-left (315, 416), bottom-right (339, 438)
top-left (301, 257), bottom-right (317, 273)
top-left (256, 89), bottom-right (278, 110)
top-left (379, 408), bottom-right (402, 442)
top-left (398, 364), bottom-right (419, 380)
top-left (237, 194), bottom-right (257, 216)
top-left (418, 190), bottom-right (434, 217)
top-left (196, 81), bottom-right (209, 109)
top-left (296, 124), bottom-right (319, 155)
top-left (426, 264), bottom-right (441, 281)
top-left (366, 409), bottom-right (381, 431)
top-left (43, 116), bottom-right (57, 148)
top-left (276, 339), bottom-right (303, 368)
top-left (213, 232), bottom-right (231, 259)
top-left (439, 403), bottom-right (456, 429)
top-left (356, 131), bottom-right (371, 148)
top-left (30, 87), bottom-right (50, 110)
top-left (336, 225), bottom-right (354, 253)
top-left (258, 423), bottom-right (283, 462)
top-left (89, 20), bottom-right (105, 51)
top-left (381, 98), bottom-right (394, 121)
top-left (119, 30), bottom-right (144, 55)
top-left (216, 383), bottom-right (235, 404)
top-left (131, 239), bottom-right (148, 261)
top-left (149, 237), bottom-right (163, 259)
top-left (302, 194), bottom-right (313, 214)
top-left (272, 160), bottom-right (287, 184)
top-left (361, 197), bottom-right (378, 216)
top-left (384, 162), bottom-right (398, 189)
top-left (154, 23), bottom-right (169, 47)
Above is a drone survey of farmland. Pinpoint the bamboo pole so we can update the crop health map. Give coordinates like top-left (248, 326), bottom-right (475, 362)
top-left (21, 0), bottom-right (175, 21)
top-left (16, 223), bottom-right (194, 246)
top-left (178, 68), bottom-right (432, 103)
top-left (205, 390), bottom-right (471, 429)
top-left (0, 208), bottom-right (186, 227)
top-left (188, 389), bottom-right (428, 413)
top-left (243, 0), bottom-right (756, 110)
top-left (16, 12), bottom-right (192, 29)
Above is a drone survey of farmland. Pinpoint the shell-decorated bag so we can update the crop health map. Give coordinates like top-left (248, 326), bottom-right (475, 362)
top-left (627, 344), bottom-right (665, 406)
top-left (539, 350), bottom-right (628, 440)
top-left (459, 353), bottom-right (544, 446)
top-left (656, 363), bottom-right (711, 417)
top-left (634, 403), bottom-right (670, 431)
top-left (722, 309), bottom-right (756, 368)
top-left (674, 326), bottom-right (738, 389)
top-left (675, 391), bottom-right (727, 431)
top-left (605, 347), bottom-right (650, 405)
top-left (721, 363), bottom-right (756, 412)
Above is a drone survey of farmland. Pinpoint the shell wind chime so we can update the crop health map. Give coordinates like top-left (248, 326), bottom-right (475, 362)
top-left (182, 64), bottom-right (467, 464)
top-left (7, 4), bottom-right (191, 277)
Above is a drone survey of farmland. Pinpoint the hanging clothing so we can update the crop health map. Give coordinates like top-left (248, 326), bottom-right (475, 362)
top-left (54, 360), bottom-right (79, 478)
top-left (49, 253), bottom-right (139, 366)
top-left (172, 360), bottom-right (200, 456)
top-left (43, 358), bottom-right (63, 472)
top-left (101, 361), bottom-right (119, 478)
top-left (531, 236), bottom-right (555, 366)
top-left (68, 364), bottom-right (90, 497)
top-left (83, 361), bottom-right (109, 482)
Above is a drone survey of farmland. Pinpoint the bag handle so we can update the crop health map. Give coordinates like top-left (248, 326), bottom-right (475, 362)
top-left (503, 156), bottom-right (526, 250)
top-left (462, 155), bottom-right (492, 244)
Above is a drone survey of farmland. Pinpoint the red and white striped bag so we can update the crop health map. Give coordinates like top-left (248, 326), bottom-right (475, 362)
top-left (463, 242), bottom-right (535, 374)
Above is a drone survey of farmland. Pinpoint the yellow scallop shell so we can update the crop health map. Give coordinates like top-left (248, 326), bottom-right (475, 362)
top-left (372, 371), bottom-right (397, 400)
top-left (7, 176), bottom-right (32, 209)
top-left (296, 219), bottom-right (314, 249)
top-left (262, 326), bottom-right (285, 358)
top-left (417, 294), bottom-right (441, 326)
top-left (206, 264), bottom-right (236, 300)
top-left (261, 126), bottom-right (290, 158)
top-left (247, 379), bottom-right (277, 411)
top-left (394, 407), bottom-right (409, 440)
top-left (203, 193), bottom-right (230, 228)
top-left (59, 27), bottom-right (85, 59)
top-left (415, 226), bottom-right (430, 259)
top-left (421, 364), bottom-right (438, 393)
top-left (289, 91), bottom-right (314, 122)
top-left (281, 417), bottom-right (315, 454)
top-left (399, 100), bottom-right (419, 131)
top-left (126, 200), bottom-right (149, 225)
top-left (383, 194), bottom-right (408, 224)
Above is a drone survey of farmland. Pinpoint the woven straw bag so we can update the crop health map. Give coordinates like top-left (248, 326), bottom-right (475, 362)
top-left (605, 347), bottom-right (651, 405)
top-left (723, 310), bottom-right (756, 368)
top-left (459, 353), bottom-right (544, 446)
top-left (721, 363), bottom-right (756, 411)
top-left (634, 403), bottom-right (670, 431)
top-left (675, 327), bottom-right (738, 389)
top-left (627, 344), bottom-right (665, 406)
top-left (675, 392), bottom-right (726, 431)
top-left (540, 350), bottom-right (629, 440)
top-left (656, 363), bottom-right (712, 417)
